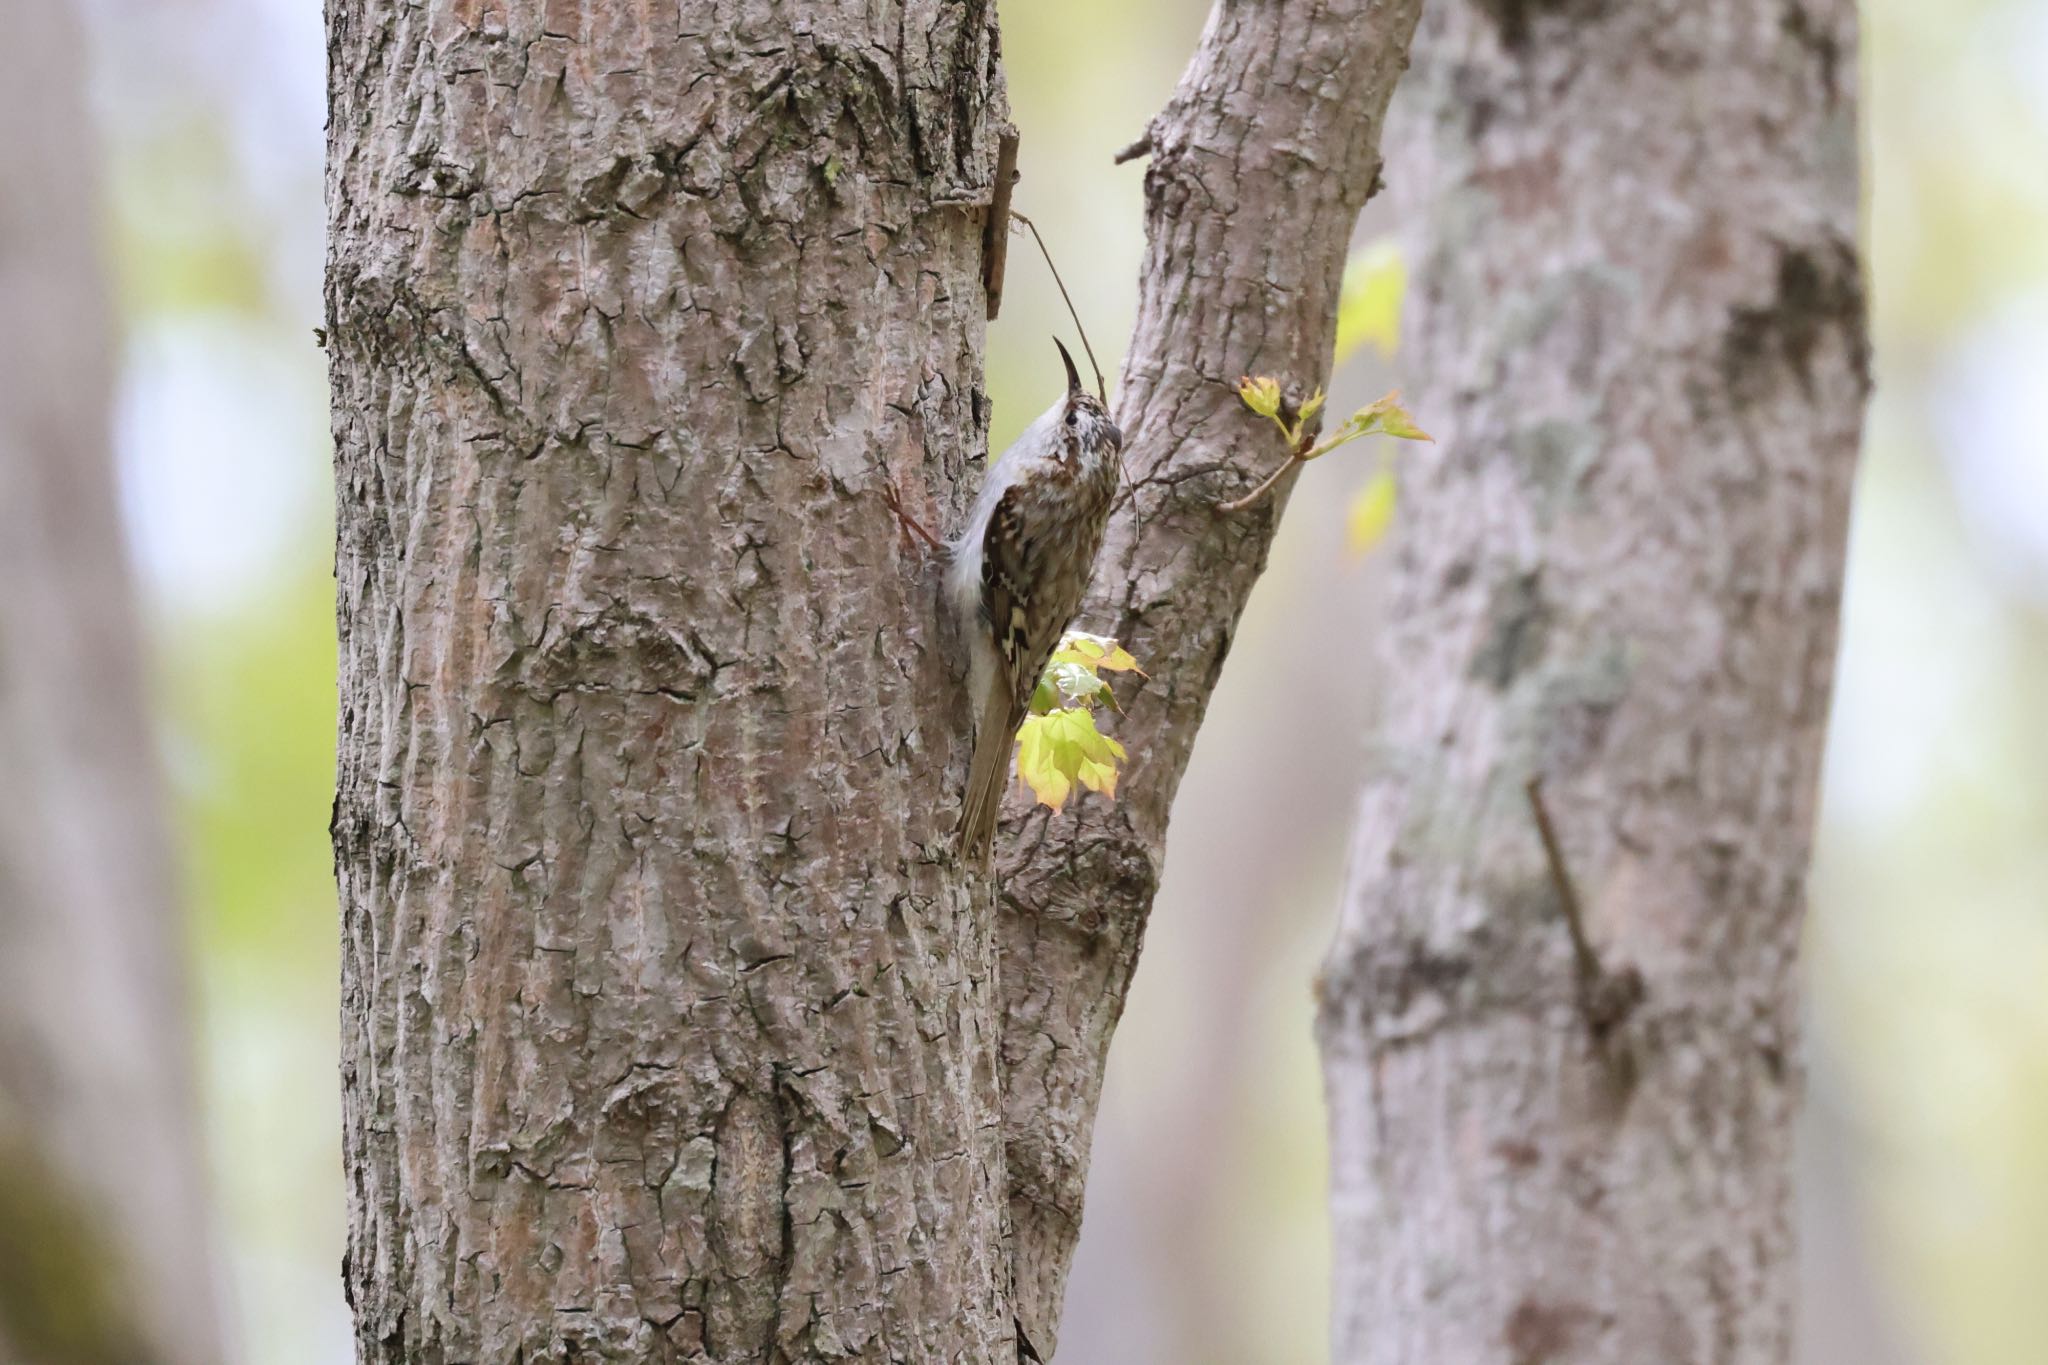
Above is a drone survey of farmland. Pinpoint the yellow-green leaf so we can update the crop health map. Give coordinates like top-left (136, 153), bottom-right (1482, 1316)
top-left (1346, 468), bottom-right (1399, 555)
top-left (1333, 240), bottom-right (1406, 365)
top-left (1030, 674), bottom-right (1060, 715)
top-left (1053, 631), bottom-right (1144, 675)
top-left (1357, 390), bottom-right (1402, 422)
top-left (1305, 390), bottom-right (1435, 460)
top-left (1237, 375), bottom-right (1283, 419)
top-left (1376, 406), bottom-right (1434, 443)
top-left (1015, 707), bottom-right (1129, 812)
top-left (1036, 659), bottom-right (1116, 714)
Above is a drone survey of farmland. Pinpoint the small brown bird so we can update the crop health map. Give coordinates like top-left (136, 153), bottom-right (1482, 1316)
top-left (945, 339), bottom-right (1123, 864)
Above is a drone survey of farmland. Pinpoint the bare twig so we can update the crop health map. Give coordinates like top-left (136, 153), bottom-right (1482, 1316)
top-left (1112, 131), bottom-right (1154, 165)
top-left (1525, 777), bottom-right (1645, 1061)
top-left (1216, 407), bottom-right (1317, 515)
top-left (983, 127), bottom-right (1021, 321)
top-left (1009, 211), bottom-right (1109, 404)
top-left (1525, 777), bottom-right (1601, 995)
top-left (1213, 452), bottom-right (1306, 514)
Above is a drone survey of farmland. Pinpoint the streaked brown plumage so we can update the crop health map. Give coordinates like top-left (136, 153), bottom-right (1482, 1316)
top-left (945, 340), bottom-right (1122, 865)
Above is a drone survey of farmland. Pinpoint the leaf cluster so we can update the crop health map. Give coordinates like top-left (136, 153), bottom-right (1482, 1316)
top-left (1236, 382), bottom-right (1432, 463)
top-left (1226, 239), bottom-right (1430, 538)
top-left (1015, 633), bottom-right (1142, 811)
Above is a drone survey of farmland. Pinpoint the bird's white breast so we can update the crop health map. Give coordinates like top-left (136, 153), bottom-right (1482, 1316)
top-left (944, 398), bottom-right (1064, 627)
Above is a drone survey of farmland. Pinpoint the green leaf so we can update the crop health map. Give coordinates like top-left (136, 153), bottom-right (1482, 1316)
top-left (1029, 673), bottom-right (1062, 715)
top-left (1333, 240), bottom-right (1407, 364)
top-left (1037, 659), bottom-right (1116, 713)
top-left (1237, 375), bottom-right (1283, 419)
top-left (1306, 390), bottom-right (1435, 460)
top-left (1356, 390), bottom-right (1402, 423)
top-left (1051, 631), bottom-right (1144, 675)
top-left (1375, 406), bottom-right (1434, 443)
top-left (1015, 707), bottom-right (1129, 811)
top-left (1015, 633), bottom-right (1143, 808)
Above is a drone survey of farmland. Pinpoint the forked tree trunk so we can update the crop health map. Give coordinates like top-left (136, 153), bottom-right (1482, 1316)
top-left (0, 4), bottom-right (228, 1363)
top-left (327, 0), bottom-right (1435, 1357)
top-left (326, 4), bottom-right (1010, 1358)
top-left (1319, 3), bottom-right (1869, 1361)
top-left (994, 2), bottom-right (1424, 1351)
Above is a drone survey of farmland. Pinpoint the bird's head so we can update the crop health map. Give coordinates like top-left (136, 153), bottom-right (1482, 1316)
top-left (1055, 337), bottom-right (1122, 457)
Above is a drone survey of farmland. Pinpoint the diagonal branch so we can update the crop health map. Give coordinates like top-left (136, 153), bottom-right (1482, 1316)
top-left (991, 0), bottom-right (1426, 1351)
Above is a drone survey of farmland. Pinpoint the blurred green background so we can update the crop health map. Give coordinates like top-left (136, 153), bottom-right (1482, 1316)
top-left (84, 0), bottom-right (2048, 1359)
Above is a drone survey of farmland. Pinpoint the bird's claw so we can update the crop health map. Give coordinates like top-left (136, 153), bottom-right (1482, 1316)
top-left (881, 481), bottom-right (947, 558)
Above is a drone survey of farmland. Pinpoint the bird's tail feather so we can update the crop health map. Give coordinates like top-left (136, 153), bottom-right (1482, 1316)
top-left (959, 685), bottom-right (1018, 868)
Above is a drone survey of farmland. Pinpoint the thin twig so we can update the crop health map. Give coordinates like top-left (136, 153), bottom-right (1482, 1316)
top-left (983, 127), bottom-right (1021, 321)
top-left (1112, 131), bottom-right (1154, 165)
top-left (1214, 453), bottom-right (1305, 514)
top-left (1217, 415), bottom-right (1318, 515)
top-left (1525, 777), bottom-right (1601, 993)
top-left (1525, 777), bottom-right (1645, 1062)
top-left (1009, 211), bottom-right (1109, 404)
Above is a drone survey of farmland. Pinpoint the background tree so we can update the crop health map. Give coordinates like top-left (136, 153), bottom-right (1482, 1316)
top-left (0, 3), bottom-right (230, 1362)
top-left (1318, 2), bottom-right (1869, 1361)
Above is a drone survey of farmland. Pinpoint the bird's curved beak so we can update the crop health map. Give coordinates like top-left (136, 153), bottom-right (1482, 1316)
top-left (1054, 337), bottom-right (1083, 398)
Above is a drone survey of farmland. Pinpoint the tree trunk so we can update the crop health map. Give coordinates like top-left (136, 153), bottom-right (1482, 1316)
top-left (326, 4), bottom-right (1010, 1360)
top-left (0, 4), bottom-right (228, 1364)
top-left (993, 2), bottom-right (1424, 1352)
top-left (1319, 3), bottom-right (1868, 1361)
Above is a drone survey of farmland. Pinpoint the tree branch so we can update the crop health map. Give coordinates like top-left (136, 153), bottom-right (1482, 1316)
top-left (1525, 776), bottom-right (1645, 1076)
top-left (990, 1), bottom-right (1426, 1350)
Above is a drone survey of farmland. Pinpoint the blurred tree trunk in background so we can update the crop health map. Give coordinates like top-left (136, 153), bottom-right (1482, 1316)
top-left (325, 3), bottom-right (1014, 1360)
top-left (1321, 3), bottom-right (1868, 1362)
top-left (0, 4), bottom-right (230, 1365)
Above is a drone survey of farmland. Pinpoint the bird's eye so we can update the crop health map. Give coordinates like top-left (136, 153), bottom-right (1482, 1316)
top-left (1065, 412), bottom-right (1079, 428)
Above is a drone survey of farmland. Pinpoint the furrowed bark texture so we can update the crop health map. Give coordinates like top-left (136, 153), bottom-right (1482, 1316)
top-left (0, 4), bottom-right (228, 1364)
top-left (990, 2), bottom-right (1424, 1351)
top-left (1321, 3), bottom-right (1867, 1362)
top-left (326, 3), bottom-right (1009, 1359)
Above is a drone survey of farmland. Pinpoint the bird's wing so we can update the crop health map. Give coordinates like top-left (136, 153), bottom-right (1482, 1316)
top-left (979, 483), bottom-right (1054, 723)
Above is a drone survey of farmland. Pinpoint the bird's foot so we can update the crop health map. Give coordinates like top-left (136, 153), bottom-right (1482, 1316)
top-left (881, 481), bottom-right (947, 559)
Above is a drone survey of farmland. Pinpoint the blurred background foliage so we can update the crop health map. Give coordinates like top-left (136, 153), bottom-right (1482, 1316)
top-left (77, 0), bottom-right (2048, 1359)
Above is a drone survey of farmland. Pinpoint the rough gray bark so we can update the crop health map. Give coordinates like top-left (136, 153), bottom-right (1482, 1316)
top-left (0, 4), bottom-right (228, 1364)
top-left (326, 3), bottom-right (1016, 1360)
top-left (1320, 3), bottom-right (1868, 1362)
top-left (992, 2), bottom-right (1426, 1353)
